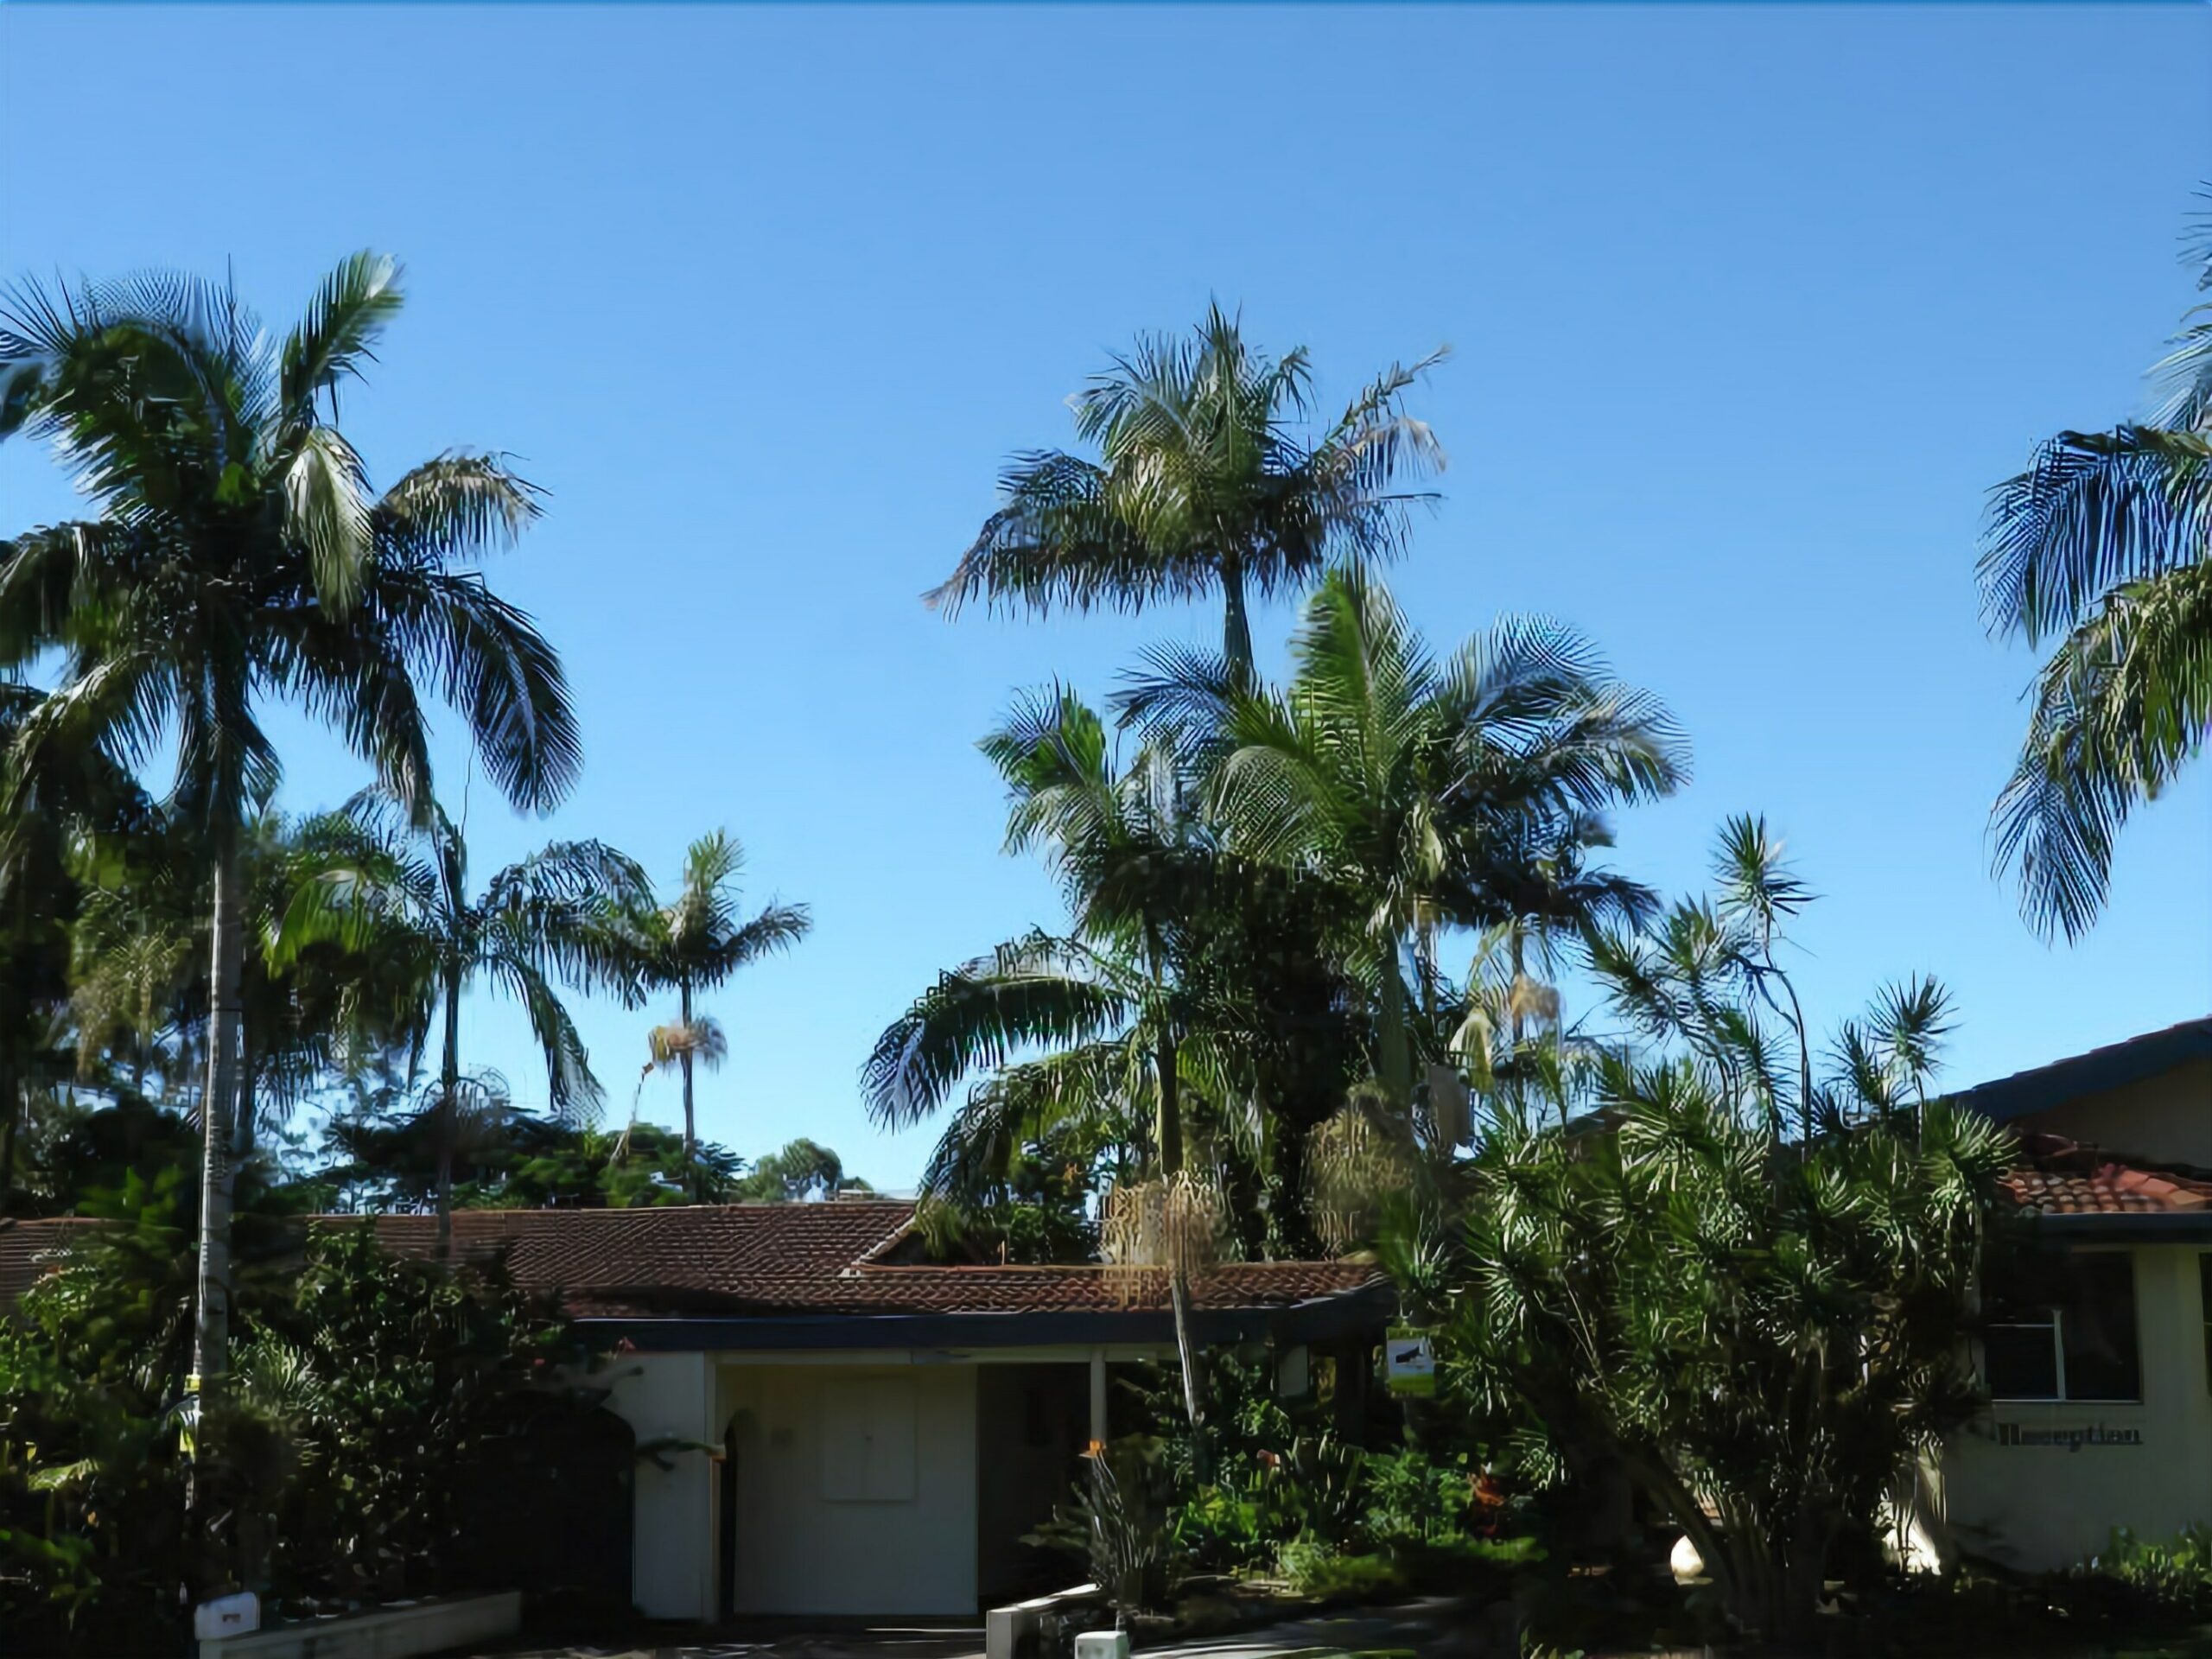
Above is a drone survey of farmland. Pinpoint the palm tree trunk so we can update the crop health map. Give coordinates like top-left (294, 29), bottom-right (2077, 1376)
top-left (436, 963), bottom-right (461, 1260)
top-left (1221, 560), bottom-right (1254, 680)
top-left (679, 981), bottom-right (696, 1163)
top-left (1169, 1268), bottom-right (1205, 1444)
top-left (1155, 1030), bottom-right (1182, 1177)
top-left (232, 1061), bottom-right (256, 1160)
top-left (1378, 940), bottom-right (1414, 1109)
top-left (191, 823), bottom-right (245, 1387)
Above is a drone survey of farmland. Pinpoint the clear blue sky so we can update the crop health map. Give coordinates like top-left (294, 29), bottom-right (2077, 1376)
top-left (3, 5), bottom-right (2208, 1191)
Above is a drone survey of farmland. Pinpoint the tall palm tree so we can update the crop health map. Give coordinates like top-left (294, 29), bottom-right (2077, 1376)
top-left (620, 831), bottom-right (810, 1163)
top-left (0, 254), bottom-right (578, 1378)
top-left (1123, 569), bottom-right (1686, 1108)
top-left (276, 791), bottom-right (645, 1255)
top-left (1980, 202), bottom-right (2212, 939)
top-left (930, 305), bottom-right (1446, 677)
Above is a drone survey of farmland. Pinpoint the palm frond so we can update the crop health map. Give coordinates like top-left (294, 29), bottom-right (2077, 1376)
top-left (279, 251), bottom-right (402, 419)
top-left (1980, 426), bottom-right (2210, 644)
top-left (1992, 558), bottom-right (2212, 938)
top-left (861, 931), bottom-right (1136, 1129)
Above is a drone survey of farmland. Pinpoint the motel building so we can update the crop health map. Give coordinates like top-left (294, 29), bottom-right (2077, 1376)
top-left (1935, 1017), bottom-right (2212, 1570)
top-left (2, 1017), bottom-right (2209, 1618)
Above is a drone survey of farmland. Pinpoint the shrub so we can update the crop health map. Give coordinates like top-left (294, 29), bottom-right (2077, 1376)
top-left (1277, 1539), bottom-right (1404, 1601)
top-left (2081, 1526), bottom-right (2212, 1615)
top-left (0, 1191), bottom-right (610, 1653)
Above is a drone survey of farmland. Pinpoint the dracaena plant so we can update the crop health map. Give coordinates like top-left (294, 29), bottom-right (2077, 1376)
top-left (1374, 820), bottom-right (2001, 1647)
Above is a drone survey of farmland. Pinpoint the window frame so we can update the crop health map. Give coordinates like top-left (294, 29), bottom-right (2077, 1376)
top-left (1983, 1247), bottom-right (2143, 1406)
top-left (1985, 1306), bottom-right (2065, 1403)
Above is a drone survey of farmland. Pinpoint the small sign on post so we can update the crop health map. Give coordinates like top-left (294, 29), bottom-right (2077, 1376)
top-left (1385, 1325), bottom-right (1436, 1397)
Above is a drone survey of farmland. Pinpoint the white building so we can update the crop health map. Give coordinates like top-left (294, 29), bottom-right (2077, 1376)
top-left (11, 1025), bottom-right (2207, 1612)
top-left (326, 1199), bottom-right (1384, 1621)
top-left (1937, 1017), bottom-right (2212, 1569)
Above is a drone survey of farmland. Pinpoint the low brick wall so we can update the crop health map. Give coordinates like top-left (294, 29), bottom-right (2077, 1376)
top-left (199, 1590), bottom-right (521, 1659)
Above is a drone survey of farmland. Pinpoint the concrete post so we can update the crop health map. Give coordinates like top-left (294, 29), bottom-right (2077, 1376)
top-left (1089, 1348), bottom-right (1108, 1446)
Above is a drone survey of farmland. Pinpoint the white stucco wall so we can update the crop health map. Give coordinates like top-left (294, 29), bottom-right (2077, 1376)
top-left (600, 1351), bottom-right (715, 1620)
top-left (1941, 1243), bottom-right (2212, 1570)
top-left (721, 1361), bottom-right (980, 1616)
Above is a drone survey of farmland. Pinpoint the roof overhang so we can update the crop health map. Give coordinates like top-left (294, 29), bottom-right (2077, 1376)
top-left (1953, 1018), bottom-right (2212, 1124)
top-left (2018, 1210), bottom-right (2212, 1244)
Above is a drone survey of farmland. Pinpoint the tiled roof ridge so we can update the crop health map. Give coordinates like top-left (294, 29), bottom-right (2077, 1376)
top-left (3, 1201), bottom-right (1382, 1322)
top-left (2003, 1130), bottom-right (2212, 1216)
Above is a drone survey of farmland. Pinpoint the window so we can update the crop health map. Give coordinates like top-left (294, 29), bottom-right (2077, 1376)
top-left (1984, 1250), bottom-right (2141, 1402)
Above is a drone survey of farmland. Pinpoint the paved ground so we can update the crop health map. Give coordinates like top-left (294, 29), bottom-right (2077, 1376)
top-left (487, 1631), bottom-right (989, 1659)
top-left (482, 1599), bottom-right (1509, 1659)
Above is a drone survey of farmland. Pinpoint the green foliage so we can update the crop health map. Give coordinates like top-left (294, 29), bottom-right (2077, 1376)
top-left (734, 1136), bottom-right (867, 1202)
top-left (0, 1185), bottom-right (596, 1651)
top-left (0, 1177), bottom-right (208, 1649)
top-left (613, 829), bottom-right (812, 1164)
top-left (1276, 1540), bottom-right (1404, 1601)
top-left (1980, 197), bottom-right (2212, 940)
top-left (1399, 827), bottom-right (2011, 1646)
top-left (1117, 1349), bottom-right (1534, 1602)
top-left (252, 1224), bottom-right (579, 1605)
top-left (321, 1104), bottom-right (753, 1211)
top-left (1026, 1438), bottom-right (1174, 1621)
top-left (2082, 1526), bottom-right (2212, 1616)
top-left (931, 305), bottom-right (1445, 675)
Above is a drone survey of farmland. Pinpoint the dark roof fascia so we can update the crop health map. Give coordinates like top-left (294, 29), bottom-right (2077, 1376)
top-left (1952, 1020), bottom-right (2212, 1125)
top-left (2023, 1211), bottom-right (2212, 1244)
top-left (584, 1283), bottom-right (1395, 1354)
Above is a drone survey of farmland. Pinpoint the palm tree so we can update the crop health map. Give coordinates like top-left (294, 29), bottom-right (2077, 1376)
top-left (276, 791), bottom-right (645, 1255)
top-left (0, 254), bottom-right (578, 1378)
top-left (620, 831), bottom-right (810, 1166)
top-left (1980, 202), bottom-right (2212, 939)
top-left (930, 305), bottom-right (1446, 677)
top-left (867, 690), bottom-right (1261, 1429)
top-left (0, 680), bottom-right (151, 1206)
top-left (863, 691), bottom-right (1233, 1187)
top-left (1122, 568), bottom-right (1686, 1109)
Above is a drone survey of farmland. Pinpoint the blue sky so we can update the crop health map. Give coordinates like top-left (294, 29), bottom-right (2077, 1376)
top-left (3, 5), bottom-right (2208, 1190)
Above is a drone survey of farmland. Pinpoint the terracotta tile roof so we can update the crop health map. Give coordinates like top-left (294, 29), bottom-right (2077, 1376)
top-left (2000, 1133), bottom-right (2212, 1216)
top-left (0, 1200), bottom-right (1382, 1322)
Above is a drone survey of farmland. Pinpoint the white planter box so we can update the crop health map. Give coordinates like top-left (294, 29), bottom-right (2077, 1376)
top-left (198, 1589), bottom-right (521, 1659)
top-left (984, 1582), bottom-right (1099, 1659)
